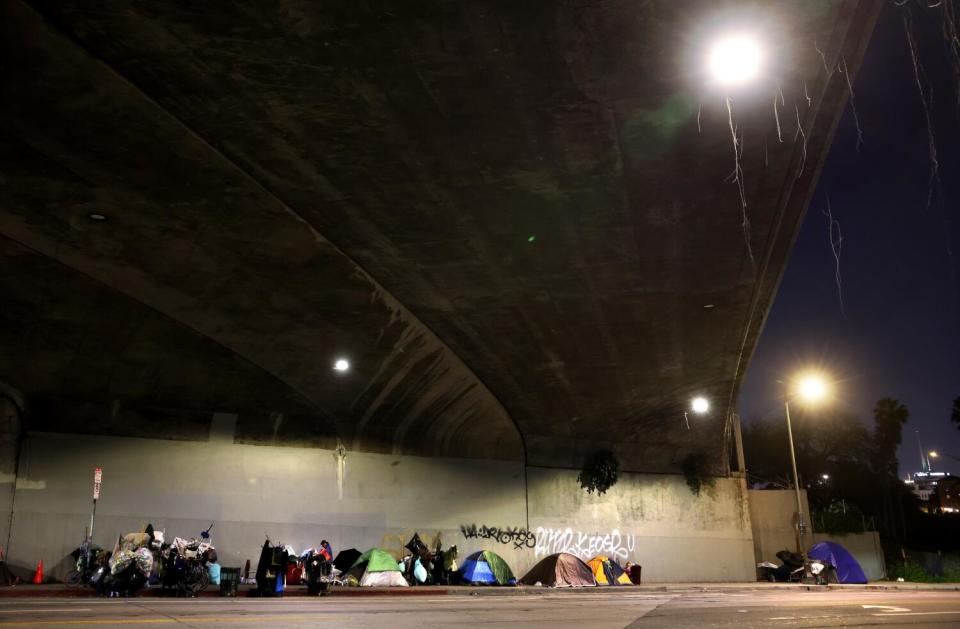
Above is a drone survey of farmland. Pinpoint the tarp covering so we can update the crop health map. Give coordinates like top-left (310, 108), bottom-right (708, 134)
top-left (808, 541), bottom-right (868, 584)
top-left (519, 553), bottom-right (596, 587)
top-left (333, 548), bottom-right (361, 573)
top-left (587, 556), bottom-right (631, 585)
top-left (405, 533), bottom-right (429, 557)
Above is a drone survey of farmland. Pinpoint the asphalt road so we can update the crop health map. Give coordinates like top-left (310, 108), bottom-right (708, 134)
top-left (1, 589), bottom-right (959, 628)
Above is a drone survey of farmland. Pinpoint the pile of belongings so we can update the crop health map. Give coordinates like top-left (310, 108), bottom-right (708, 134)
top-left (300, 541), bottom-right (336, 595)
top-left (343, 548), bottom-right (408, 587)
top-left (399, 533), bottom-right (430, 585)
top-left (519, 553), bottom-right (596, 587)
top-left (99, 547), bottom-right (153, 596)
top-left (433, 545), bottom-right (459, 585)
top-left (253, 540), bottom-right (293, 597)
top-left (586, 556), bottom-right (632, 585)
top-left (398, 532), bottom-right (459, 585)
top-left (160, 534), bottom-right (217, 596)
top-left (459, 550), bottom-right (515, 585)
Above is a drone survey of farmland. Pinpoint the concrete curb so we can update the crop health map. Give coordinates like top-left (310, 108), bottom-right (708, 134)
top-left (1, 582), bottom-right (959, 598)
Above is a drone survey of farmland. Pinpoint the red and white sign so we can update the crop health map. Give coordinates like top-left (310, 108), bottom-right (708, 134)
top-left (93, 468), bottom-right (102, 500)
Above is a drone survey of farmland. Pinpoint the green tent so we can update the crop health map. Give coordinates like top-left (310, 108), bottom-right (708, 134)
top-left (350, 548), bottom-right (401, 573)
top-left (346, 548), bottom-right (408, 587)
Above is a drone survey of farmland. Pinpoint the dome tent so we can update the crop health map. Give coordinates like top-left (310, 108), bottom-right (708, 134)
top-left (345, 548), bottom-right (408, 587)
top-left (519, 553), bottom-right (596, 587)
top-left (808, 541), bottom-right (868, 584)
top-left (460, 550), bottom-right (515, 585)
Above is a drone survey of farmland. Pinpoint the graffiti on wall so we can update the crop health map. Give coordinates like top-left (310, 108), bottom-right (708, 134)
top-left (460, 524), bottom-right (537, 549)
top-left (533, 527), bottom-right (635, 561)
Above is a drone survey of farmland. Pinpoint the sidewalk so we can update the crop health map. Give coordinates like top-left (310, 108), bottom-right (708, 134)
top-left (1, 581), bottom-right (958, 598)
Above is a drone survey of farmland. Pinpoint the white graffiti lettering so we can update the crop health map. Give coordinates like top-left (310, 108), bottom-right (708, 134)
top-left (533, 527), bottom-right (635, 561)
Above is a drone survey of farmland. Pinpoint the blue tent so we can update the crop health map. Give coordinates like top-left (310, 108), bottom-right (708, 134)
top-left (808, 541), bottom-right (867, 584)
top-left (459, 550), bottom-right (515, 585)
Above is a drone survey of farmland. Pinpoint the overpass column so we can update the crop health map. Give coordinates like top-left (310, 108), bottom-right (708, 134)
top-left (0, 384), bottom-right (24, 554)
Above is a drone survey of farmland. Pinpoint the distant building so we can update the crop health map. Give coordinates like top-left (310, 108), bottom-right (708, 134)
top-left (904, 472), bottom-right (960, 513)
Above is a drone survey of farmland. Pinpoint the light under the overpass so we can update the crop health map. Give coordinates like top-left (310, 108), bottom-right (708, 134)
top-left (707, 34), bottom-right (763, 86)
top-left (691, 396), bottom-right (710, 415)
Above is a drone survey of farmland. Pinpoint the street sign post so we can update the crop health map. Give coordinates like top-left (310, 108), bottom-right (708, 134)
top-left (89, 468), bottom-right (102, 542)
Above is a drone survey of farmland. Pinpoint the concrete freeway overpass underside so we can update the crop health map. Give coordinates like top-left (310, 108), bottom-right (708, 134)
top-left (0, 0), bottom-right (879, 582)
top-left (0, 0), bottom-right (880, 469)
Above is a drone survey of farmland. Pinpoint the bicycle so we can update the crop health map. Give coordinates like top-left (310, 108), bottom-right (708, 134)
top-left (65, 538), bottom-right (100, 588)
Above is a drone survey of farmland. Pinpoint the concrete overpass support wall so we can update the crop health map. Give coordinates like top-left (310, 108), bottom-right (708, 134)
top-left (527, 468), bottom-right (755, 582)
top-left (0, 395), bottom-right (21, 555)
top-left (7, 433), bottom-right (753, 582)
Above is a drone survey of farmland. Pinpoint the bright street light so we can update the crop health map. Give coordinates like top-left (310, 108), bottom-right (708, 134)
top-left (795, 373), bottom-right (829, 403)
top-left (929, 451), bottom-right (939, 459)
top-left (821, 474), bottom-right (830, 480)
top-left (707, 34), bottom-right (763, 85)
top-left (333, 358), bottom-right (350, 372)
top-left (691, 397), bottom-right (710, 414)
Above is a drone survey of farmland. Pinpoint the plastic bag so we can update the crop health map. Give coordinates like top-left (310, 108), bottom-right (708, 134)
top-left (109, 550), bottom-right (135, 575)
top-left (413, 558), bottom-right (427, 584)
top-left (133, 548), bottom-right (153, 576)
top-left (208, 562), bottom-right (221, 586)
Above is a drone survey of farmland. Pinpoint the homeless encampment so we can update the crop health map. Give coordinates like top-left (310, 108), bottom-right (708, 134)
top-left (344, 548), bottom-right (408, 587)
top-left (460, 550), bottom-right (515, 585)
top-left (587, 556), bottom-right (632, 585)
top-left (808, 541), bottom-right (868, 584)
top-left (519, 553), bottom-right (596, 587)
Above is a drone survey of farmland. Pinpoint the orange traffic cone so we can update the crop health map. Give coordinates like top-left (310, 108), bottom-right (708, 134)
top-left (31, 559), bottom-right (43, 584)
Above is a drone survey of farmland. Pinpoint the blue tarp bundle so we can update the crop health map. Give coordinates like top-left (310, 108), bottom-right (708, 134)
top-left (808, 541), bottom-right (867, 584)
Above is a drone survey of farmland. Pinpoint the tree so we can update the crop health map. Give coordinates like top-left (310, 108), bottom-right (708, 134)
top-left (951, 397), bottom-right (960, 432)
top-left (742, 411), bottom-right (875, 511)
top-left (873, 397), bottom-right (909, 475)
top-left (872, 398), bottom-right (909, 540)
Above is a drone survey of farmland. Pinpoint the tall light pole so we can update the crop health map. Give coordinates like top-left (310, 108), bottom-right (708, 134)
top-left (783, 373), bottom-right (830, 557)
top-left (783, 398), bottom-right (805, 555)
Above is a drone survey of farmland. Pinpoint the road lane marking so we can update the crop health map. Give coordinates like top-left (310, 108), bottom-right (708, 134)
top-left (0, 610), bottom-right (93, 614)
top-left (862, 604), bottom-right (911, 612)
top-left (877, 611), bottom-right (960, 617)
top-left (0, 614), bottom-right (344, 626)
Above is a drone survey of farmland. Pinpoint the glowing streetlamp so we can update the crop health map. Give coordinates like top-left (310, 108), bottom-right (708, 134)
top-left (707, 34), bottom-right (763, 86)
top-left (929, 451), bottom-right (939, 459)
top-left (783, 372), bottom-right (831, 556)
top-left (691, 396), bottom-right (710, 415)
top-left (333, 358), bottom-right (350, 372)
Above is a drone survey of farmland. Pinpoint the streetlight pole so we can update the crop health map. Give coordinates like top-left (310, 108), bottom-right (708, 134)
top-left (784, 399), bottom-right (806, 557)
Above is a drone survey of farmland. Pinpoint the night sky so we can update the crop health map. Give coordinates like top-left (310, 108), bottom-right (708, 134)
top-left (739, 3), bottom-right (960, 477)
